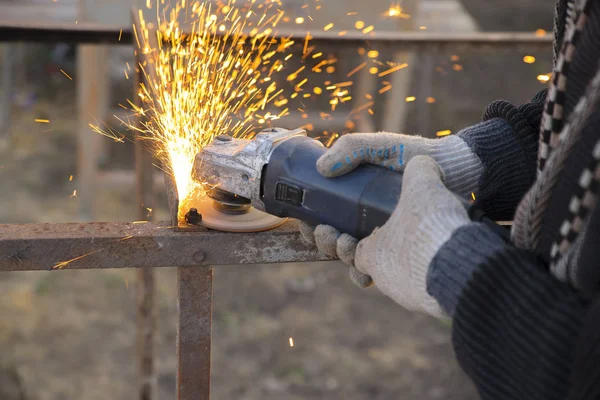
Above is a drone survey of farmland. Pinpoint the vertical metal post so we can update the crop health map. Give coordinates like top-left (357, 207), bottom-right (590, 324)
top-left (134, 46), bottom-right (156, 400)
top-left (136, 265), bottom-right (155, 400)
top-left (0, 44), bottom-right (14, 138)
top-left (177, 267), bottom-right (213, 400)
top-left (76, 44), bottom-right (109, 221)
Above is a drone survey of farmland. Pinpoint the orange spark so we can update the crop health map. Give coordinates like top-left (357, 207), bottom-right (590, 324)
top-left (347, 62), bottom-right (367, 78)
top-left (378, 63), bottom-right (408, 77)
top-left (53, 249), bottom-right (103, 270)
top-left (60, 69), bottom-right (73, 80)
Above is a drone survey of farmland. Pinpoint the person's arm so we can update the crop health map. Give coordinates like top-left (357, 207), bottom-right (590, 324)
top-left (568, 295), bottom-right (600, 400)
top-left (457, 89), bottom-right (547, 220)
top-left (427, 222), bottom-right (588, 400)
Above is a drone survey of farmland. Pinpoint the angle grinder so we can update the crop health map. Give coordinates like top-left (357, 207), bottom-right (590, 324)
top-left (191, 127), bottom-right (506, 240)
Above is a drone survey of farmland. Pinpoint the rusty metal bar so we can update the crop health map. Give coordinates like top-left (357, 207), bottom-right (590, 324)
top-left (0, 18), bottom-right (553, 51)
top-left (0, 221), bottom-right (326, 271)
top-left (177, 266), bottom-right (212, 400)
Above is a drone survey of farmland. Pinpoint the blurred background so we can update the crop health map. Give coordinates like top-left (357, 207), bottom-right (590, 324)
top-left (0, 0), bottom-right (553, 399)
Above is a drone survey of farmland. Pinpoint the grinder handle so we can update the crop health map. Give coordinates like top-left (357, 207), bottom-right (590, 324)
top-left (262, 136), bottom-right (508, 241)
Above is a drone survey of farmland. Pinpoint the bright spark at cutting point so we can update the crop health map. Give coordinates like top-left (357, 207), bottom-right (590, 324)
top-left (405, 96), bottom-right (416, 102)
top-left (523, 55), bottom-right (536, 64)
top-left (471, 192), bottom-right (476, 201)
top-left (94, 1), bottom-right (309, 223)
top-left (93, 1), bottom-right (411, 223)
top-left (436, 130), bottom-right (452, 137)
top-left (535, 29), bottom-right (546, 37)
top-left (35, 119), bottom-right (50, 123)
top-left (289, 337), bottom-right (294, 347)
top-left (426, 97), bottom-right (436, 104)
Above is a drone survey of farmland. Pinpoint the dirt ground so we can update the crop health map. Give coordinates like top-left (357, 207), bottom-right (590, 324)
top-left (0, 2), bottom-right (555, 399)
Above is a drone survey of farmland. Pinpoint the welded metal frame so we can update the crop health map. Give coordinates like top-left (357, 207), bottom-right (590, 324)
top-left (0, 17), bottom-right (553, 400)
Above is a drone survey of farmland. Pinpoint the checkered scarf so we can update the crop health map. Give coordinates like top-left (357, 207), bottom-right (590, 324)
top-left (512, 0), bottom-right (600, 288)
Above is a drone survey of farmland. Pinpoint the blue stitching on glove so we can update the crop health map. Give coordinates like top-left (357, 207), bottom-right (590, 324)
top-left (384, 148), bottom-right (389, 159)
top-left (331, 162), bottom-right (343, 172)
top-left (353, 150), bottom-right (358, 158)
top-left (398, 144), bottom-right (405, 166)
top-left (378, 149), bottom-right (383, 157)
top-left (345, 156), bottom-right (352, 164)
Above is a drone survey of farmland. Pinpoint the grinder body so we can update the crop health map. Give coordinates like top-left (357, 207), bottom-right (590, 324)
top-left (193, 127), bottom-right (507, 241)
top-left (262, 136), bottom-right (403, 239)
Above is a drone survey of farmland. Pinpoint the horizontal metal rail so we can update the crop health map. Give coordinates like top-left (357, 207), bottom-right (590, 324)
top-left (0, 221), bottom-right (328, 271)
top-left (0, 19), bottom-right (553, 51)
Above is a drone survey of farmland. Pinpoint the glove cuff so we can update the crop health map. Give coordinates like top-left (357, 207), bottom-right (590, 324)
top-left (405, 205), bottom-right (470, 318)
top-left (426, 135), bottom-right (483, 198)
top-left (409, 206), bottom-right (470, 287)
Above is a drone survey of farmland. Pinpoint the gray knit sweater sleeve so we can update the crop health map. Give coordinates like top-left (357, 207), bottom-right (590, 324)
top-left (457, 90), bottom-right (547, 221)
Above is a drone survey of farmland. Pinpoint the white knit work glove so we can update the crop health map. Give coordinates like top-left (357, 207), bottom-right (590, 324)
top-left (303, 156), bottom-right (470, 319)
top-left (316, 132), bottom-right (483, 197)
top-left (356, 156), bottom-right (470, 318)
top-left (301, 131), bottom-right (481, 289)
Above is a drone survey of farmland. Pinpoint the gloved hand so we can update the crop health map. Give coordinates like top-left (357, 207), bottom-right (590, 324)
top-left (316, 132), bottom-right (483, 197)
top-left (303, 155), bottom-right (470, 319)
top-left (301, 131), bottom-right (481, 288)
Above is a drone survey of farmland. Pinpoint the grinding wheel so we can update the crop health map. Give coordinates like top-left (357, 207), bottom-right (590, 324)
top-left (187, 197), bottom-right (287, 233)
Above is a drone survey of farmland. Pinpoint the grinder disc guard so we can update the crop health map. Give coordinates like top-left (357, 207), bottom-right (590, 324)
top-left (187, 188), bottom-right (286, 233)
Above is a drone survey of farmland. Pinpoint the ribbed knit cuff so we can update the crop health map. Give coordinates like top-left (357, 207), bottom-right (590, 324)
top-left (458, 118), bottom-right (537, 220)
top-left (426, 222), bottom-right (506, 317)
top-left (426, 135), bottom-right (483, 197)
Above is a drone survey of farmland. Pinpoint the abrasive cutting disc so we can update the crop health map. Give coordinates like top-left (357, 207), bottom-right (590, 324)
top-left (188, 197), bottom-right (287, 233)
